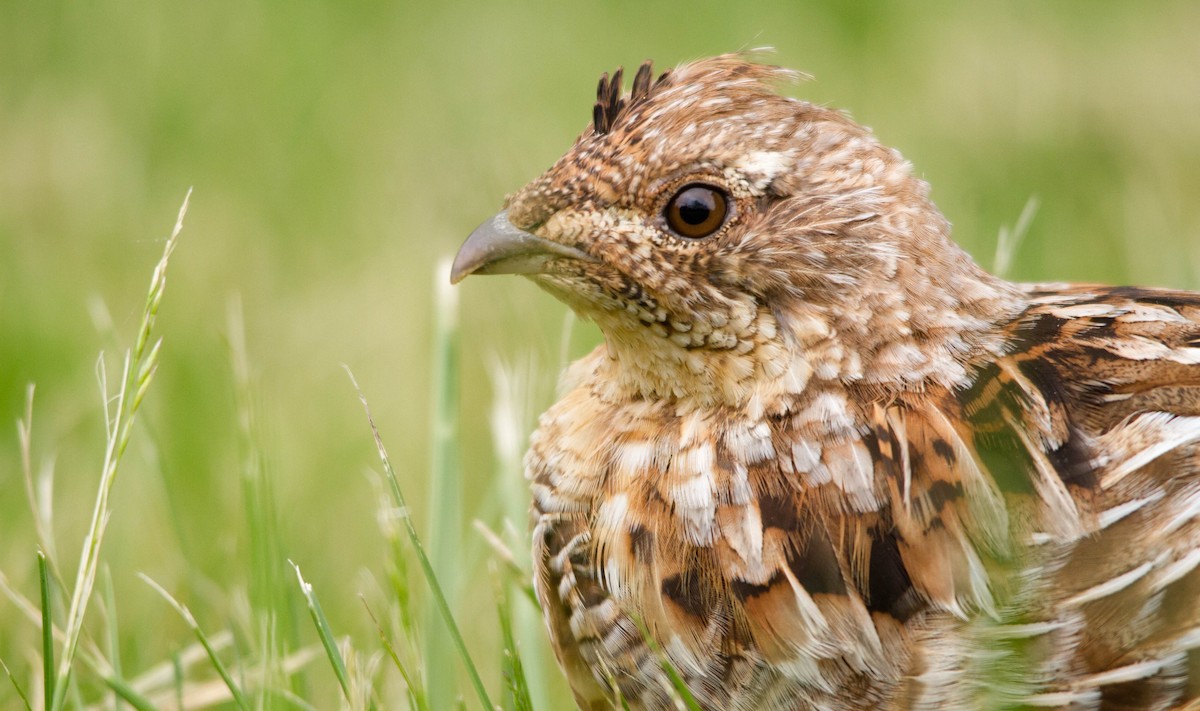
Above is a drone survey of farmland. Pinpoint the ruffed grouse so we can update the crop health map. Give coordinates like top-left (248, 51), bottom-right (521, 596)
top-left (451, 54), bottom-right (1200, 710)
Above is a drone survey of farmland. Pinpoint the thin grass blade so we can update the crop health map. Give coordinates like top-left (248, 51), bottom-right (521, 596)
top-left (101, 676), bottom-right (159, 711)
top-left (0, 657), bottom-right (33, 711)
top-left (344, 366), bottom-right (495, 711)
top-left (289, 562), bottom-right (352, 705)
top-left (140, 572), bottom-right (250, 711)
top-left (492, 564), bottom-right (533, 711)
top-left (361, 598), bottom-right (428, 711)
top-left (473, 521), bottom-right (537, 609)
top-left (994, 195), bottom-right (1040, 278)
top-left (102, 566), bottom-right (127, 711)
top-left (38, 551), bottom-right (55, 709)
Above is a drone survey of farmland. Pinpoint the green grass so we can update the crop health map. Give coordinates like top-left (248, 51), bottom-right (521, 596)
top-left (2, 3), bottom-right (1200, 709)
top-left (3, 198), bottom-right (545, 708)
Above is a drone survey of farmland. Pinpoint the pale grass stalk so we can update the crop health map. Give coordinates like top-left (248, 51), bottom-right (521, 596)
top-left (490, 562), bottom-right (532, 711)
top-left (0, 570), bottom-right (108, 676)
top-left (338, 640), bottom-right (383, 711)
top-left (101, 567), bottom-right (124, 711)
top-left (994, 196), bottom-right (1040, 279)
top-left (226, 294), bottom-right (299, 704)
top-left (227, 295), bottom-right (282, 605)
top-left (365, 470), bottom-right (427, 709)
top-left (425, 257), bottom-right (461, 709)
top-left (19, 385), bottom-right (61, 579)
top-left (470, 521), bottom-right (533, 604)
top-left (51, 189), bottom-right (191, 710)
top-left (86, 646), bottom-right (321, 710)
top-left (557, 309), bottom-right (576, 378)
top-left (124, 632), bottom-right (235, 698)
top-left (486, 351), bottom-right (570, 709)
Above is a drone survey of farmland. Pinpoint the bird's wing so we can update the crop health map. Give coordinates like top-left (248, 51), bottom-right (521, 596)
top-left (852, 284), bottom-right (1200, 704)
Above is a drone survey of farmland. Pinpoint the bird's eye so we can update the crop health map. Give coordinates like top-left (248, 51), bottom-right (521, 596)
top-left (665, 184), bottom-right (728, 239)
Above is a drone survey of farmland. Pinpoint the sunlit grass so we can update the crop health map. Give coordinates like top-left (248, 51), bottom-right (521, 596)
top-left (0, 207), bottom-right (553, 709)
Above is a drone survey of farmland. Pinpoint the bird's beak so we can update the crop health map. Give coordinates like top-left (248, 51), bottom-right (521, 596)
top-left (450, 210), bottom-right (593, 284)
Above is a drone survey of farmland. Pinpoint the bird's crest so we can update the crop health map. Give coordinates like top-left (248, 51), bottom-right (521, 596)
top-left (590, 52), bottom-right (807, 137)
top-left (592, 60), bottom-right (672, 136)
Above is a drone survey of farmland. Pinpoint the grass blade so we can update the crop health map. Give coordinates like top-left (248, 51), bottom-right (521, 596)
top-left (21, 386), bottom-right (62, 581)
top-left (227, 295), bottom-right (306, 703)
top-left (0, 567), bottom-right (152, 706)
top-left (52, 189), bottom-right (191, 711)
top-left (172, 651), bottom-right (184, 710)
top-left (0, 656), bottom-right (33, 711)
top-left (492, 563), bottom-right (533, 711)
top-left (289, 561), bottom-right (352, 705)
top-left (101, 675), bottom-right (159, 711)
top-left (344, 366), bottom-right (495, 711)
top-left (994, 195), bottom-right (1039, 278)
top-left (140, 572), bottom-right (251, 711)
top-left (102, 566), bottom-right (126, 711)
top-left (376, 472), bottom-right (415, 640)
top-left (361, 598), bottom-right (428, 711)
top-left (38, 551), bottom-right (55, 709)
top-left (473, 521), bottom-right (537, 609)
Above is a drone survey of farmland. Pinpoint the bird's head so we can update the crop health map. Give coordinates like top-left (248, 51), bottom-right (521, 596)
top-left (453, 53), bottom-right (1021, 407)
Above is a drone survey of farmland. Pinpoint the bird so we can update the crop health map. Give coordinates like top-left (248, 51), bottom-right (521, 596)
top-left (450, 53), bottom-right (1200, 710)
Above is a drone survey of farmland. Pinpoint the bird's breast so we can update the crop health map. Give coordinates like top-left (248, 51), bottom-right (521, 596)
top-left (525, 363), bottom-right (914, 709)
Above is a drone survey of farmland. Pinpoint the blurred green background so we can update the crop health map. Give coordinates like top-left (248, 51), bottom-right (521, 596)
top-left (2, 0), bottom-right (1199, 707)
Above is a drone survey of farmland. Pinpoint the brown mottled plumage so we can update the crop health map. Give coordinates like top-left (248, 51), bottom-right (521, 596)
top-left (451, 54), bottom-right (1200, 710)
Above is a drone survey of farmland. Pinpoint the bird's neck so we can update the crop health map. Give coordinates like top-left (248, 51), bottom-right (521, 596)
top-left (591, 302), bottom-right (793, 411)
top-left (592, 268), bottom-right (1024, 411)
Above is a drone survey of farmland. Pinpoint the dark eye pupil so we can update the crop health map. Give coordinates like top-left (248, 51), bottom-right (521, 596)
top-left (677, 190), bottom-right (714, 225)
top-left (665, 183), bottom-right (728, 239)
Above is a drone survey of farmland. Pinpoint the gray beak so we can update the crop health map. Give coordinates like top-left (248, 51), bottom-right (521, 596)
top-left (450, 210), bottom-right (592, 284)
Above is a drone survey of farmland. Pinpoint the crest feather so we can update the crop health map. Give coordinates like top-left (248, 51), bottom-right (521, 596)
top-left (589, 51), bottom-right (805, 136)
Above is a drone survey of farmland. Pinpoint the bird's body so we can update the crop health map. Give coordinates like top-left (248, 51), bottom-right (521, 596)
top-left (453, 54), bottom-right (1200, 710)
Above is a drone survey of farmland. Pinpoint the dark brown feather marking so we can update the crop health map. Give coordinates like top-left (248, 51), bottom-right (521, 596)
top-left (925, 480), bottom-right (964, 512)
top-left (1105, 286), bottom-right (1200, 310)
top-left (662, 573), bottom-right (707, 619)
top-left (631, 61), bottom-right (652, 102)
top-left (930, 438), bottom-right (955, 464)
top-left (1015, 339), bottom-right (1099, 488)
top-left (731, 571), bottom-right (785, 601)
top-left (630, 524), bottom-right (654, 562)
top-left (1012, 313), bottom-right (1068, 348)
top-left (866, 528), bottom-right (921, 622)
top-left (788, 526), bottom-right (847, 596)
top-left (759, 493), bottom-right (800, 531)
